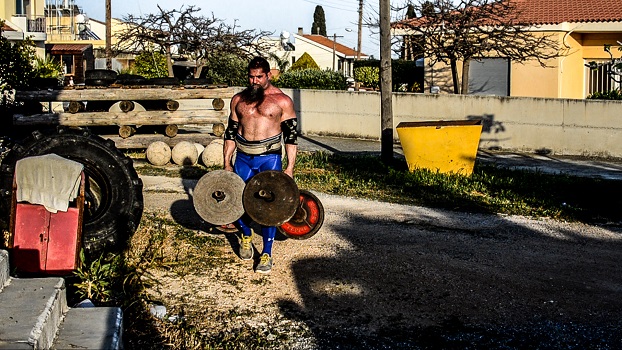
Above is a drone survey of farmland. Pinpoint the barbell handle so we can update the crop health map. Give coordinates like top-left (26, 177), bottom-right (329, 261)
top-left (213, 191), bottom-right (226, 202)
top-left (258, 189), bottom-right (275, 202)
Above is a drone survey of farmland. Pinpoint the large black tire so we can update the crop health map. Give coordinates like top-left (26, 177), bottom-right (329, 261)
top-left (0, 128), bottom-right (143, 256)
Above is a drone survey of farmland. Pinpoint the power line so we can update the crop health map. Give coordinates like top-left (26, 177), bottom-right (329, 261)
top-left (301, 0), bottom-right (356, 12)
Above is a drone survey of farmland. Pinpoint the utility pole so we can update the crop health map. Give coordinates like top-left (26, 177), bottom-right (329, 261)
top-left (331, 33), bottom-right (344, 72)
top-left (379, 0), bottom-right (393, 164)
top-left (357, 0), bottom-right (363, 60)
top-left (106, 0), bottom-right (112, 70)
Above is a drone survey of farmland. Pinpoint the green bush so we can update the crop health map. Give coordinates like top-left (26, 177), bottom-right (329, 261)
top-left (354, 66), bottom-right (379, 90)
top-left (0, 34), bottom-right (36, 91)
top-left (134, 51), bottom-right (168, 78)
top-left (201, 54), bottom-right (248, 87)
top-left (587, 89), bottom-right (622, 100)
top-left (353, 59), bottom-right (424, 92)
top-left (273, 68), bottom-right (346, 90)
top-left (290, 52), bottom-right (320, 71)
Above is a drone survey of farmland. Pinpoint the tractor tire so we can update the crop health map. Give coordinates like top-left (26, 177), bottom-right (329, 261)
top-left (0, 128), bottom-right (143, 256)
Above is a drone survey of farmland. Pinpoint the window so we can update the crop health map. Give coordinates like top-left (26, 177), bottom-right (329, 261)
top-left (586, 60), bottom-right (621, 95)
top-left (468, 58), bottom-right (510, 96)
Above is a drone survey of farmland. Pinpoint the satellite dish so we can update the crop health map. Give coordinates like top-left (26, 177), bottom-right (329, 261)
top-left (76, 14), bottom-right (86, 24)
top-left (280, 31), bottom-right (290, 40)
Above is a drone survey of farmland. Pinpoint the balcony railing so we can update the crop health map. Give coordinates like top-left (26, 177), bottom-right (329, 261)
top-left (11, 15), bottom-right (46, 33)
top-left (28, 16), bottom-right (46, 33)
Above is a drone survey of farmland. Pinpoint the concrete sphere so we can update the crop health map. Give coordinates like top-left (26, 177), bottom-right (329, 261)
top-left (146, 141), bottom-right (171, 166)
top-left (171, 141), bottom-right (199, 166)
top-left (194, 143), bottom-right (205, 159)
top-left (202, 138), bottom-right (224, 167)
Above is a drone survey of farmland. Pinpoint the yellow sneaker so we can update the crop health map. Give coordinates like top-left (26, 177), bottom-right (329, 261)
top-left (255, 253), bottom-right (273, 274)
top-left (239, 235), bottom-right (253, 260)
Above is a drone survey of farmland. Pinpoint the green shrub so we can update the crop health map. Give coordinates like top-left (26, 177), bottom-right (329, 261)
top-left (274, 68), bottom-right (346, 90)
top-left (354, 66), bottom-right (379, 90)
top-left (201, 54), bottom-right (248, 87)
top-left (33, 55), bottom-right (63, 79)
top-left (290, 52), bottom-right (320, 71)
top-left (134, 51), bottom-right (168, 78)
top-left (587, 89), bottom-right (622, 100)
top-left (353, 58), bottom-right (424, 92)
top-left (0, 32), bottom-right (36, 91)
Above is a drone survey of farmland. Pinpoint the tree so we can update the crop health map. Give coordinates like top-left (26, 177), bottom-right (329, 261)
top-left (133, 51), bottom-right (168, 78)
top-left (114, 6), bottom-right (272, 78)
top-left (290, 53), bottom-right (321, 71)
top-left (312, 6), bottom-right (327, 36)
top-left (0, 24), bottom-right (36, 92)
top-left (394, 0), bottom-right (564, 94)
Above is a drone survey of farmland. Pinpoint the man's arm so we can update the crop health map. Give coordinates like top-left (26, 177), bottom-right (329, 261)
top-left (279, 95), bottom-right (298, 178)
top-left (223, 96), bottom-right (240, 172)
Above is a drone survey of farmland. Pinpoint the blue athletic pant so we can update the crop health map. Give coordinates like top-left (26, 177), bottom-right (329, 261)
top-left (234, 152), bottom-right (282, 256)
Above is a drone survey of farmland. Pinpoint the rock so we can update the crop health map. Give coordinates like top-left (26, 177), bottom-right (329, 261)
top-left (146, 141), bottom-right (171, 166)
top-left (171, 141), bottom-right (198, 165)
top-left (202, 138), bottom-right (224, 167)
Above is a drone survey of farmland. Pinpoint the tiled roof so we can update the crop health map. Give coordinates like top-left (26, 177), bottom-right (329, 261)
top-left (47, 44), bottom-right (92, 54)
top-left (2, 23), bottom-right (16, 32)
top-left (301, 34), bottom-right (368, 58)
top-left (515, 0), bottom-right (622, 24)
top-left (395, 0), bottom-right (622, 27)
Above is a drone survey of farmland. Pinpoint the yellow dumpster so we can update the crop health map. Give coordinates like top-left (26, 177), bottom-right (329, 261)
top-left (396, 120), bottom-right (483, 176)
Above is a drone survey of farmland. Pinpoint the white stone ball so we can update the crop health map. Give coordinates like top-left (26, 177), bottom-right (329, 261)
top-left (202, 138), bottom-right (224, 167)
top-left (194, 143), bottom-right (205, 159)
top-left (171, 141), bottom-right (198, 166)
top-left (146, 141), bottom-right (171, 166)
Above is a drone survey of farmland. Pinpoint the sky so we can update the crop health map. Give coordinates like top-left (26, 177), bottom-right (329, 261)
top-left (77, 0), bottom-right (383, 58)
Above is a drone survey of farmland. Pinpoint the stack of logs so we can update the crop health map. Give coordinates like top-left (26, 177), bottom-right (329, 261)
top-left (13, 86), bottom-right (233, 141)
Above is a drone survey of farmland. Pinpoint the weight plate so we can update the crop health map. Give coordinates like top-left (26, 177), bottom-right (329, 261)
top-left (278, 190), bottom-right (324, 239)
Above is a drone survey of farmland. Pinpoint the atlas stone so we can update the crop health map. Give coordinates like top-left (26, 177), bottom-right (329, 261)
top-left (171, 141), bottom-right (198, 166)
top-left (194, 143), bottom-right (205, 160)
top-left (146, 141), bottom-right (172, 166)
top-left (202, 138), bottom-right (224, 167)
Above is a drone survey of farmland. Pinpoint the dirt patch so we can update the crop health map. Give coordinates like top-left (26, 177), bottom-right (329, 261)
top-left (139, 176), bottom-right (622, 348)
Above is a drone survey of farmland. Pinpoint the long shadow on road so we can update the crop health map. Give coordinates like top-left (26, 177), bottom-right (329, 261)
top-left (278, 204), bottom-right (622, 349)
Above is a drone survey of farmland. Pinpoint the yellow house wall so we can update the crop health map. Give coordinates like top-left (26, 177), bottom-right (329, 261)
top-left (423, 30), bottom-right (622, 99)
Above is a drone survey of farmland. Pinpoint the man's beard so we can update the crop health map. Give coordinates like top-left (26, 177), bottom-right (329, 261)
top-left (240, 84), bottom-right (265, 105)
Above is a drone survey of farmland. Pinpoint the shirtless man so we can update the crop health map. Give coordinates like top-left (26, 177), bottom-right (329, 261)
top-left (223, 56), bottom-right (298, 274)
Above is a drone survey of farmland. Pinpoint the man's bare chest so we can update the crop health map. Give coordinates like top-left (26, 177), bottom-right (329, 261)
top-left (236, 99), bottom-right (282, 120)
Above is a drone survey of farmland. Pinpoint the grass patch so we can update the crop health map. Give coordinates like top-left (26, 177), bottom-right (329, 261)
top-left (133, 150), bottom-right (622, 224)
top-left (293, 151), bottom-right (622, 224)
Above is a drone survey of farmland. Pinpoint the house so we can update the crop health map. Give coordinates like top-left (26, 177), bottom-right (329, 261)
top-left (267, 27), bottom-right (368, 77)
top-left (45, 0), bottom-right (132, 76)
top-left (393, 0), bottom-right (622, 99)
top-left (0, 0), bottom-right (47, 57)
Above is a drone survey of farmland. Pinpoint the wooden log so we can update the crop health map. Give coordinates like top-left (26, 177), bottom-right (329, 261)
top-left (165, 124), bottom-right (178, 138)
top-left (212, 98), bottom-right (225, 110)
top-left (67, 101), bottom-right (85, 114)
top-left (166, 100), bottom-right (180, 111)
top-left (15, 87), bottom-right (235, 102)
top-left (119, 125), bottom-right (136, 139)
top-left (212, 123), bottom-right (225, 137)
top-left (119, 100), bottom-right (135, 112)
top-left (13, 109), bottom-right (228, 126)
top-left (103, 133), bottom-right (216, 149)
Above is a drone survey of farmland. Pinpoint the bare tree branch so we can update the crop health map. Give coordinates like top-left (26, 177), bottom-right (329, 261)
top-left (114, 6), bottom-right (273, 78)
top-left (393, 0), bottom-right (567, 94)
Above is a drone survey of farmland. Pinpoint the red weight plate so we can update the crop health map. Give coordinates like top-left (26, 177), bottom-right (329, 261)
top-left (278, 190), bottom-right (324, 240)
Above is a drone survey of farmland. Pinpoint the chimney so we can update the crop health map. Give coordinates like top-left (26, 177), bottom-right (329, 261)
top-left (298, 27), bottom-right (304, 35)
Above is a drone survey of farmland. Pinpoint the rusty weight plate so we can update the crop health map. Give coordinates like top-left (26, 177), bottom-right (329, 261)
top-left (278, 190), bottom-right (324, 239)
top-left (243, 170), bottom-right (300, 226)
top-left (193, 170), bottom-right (245, 225)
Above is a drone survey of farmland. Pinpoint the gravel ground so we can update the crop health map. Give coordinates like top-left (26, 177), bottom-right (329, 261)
top-left (141, 174), bottom-right (622, 348)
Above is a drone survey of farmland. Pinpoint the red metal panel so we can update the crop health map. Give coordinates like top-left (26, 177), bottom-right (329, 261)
top-left (12, 204), bottom-right (50, 273)
top-left (46, 207), bottom-right (80, 273)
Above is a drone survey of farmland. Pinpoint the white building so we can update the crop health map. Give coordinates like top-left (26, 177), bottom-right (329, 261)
top-left (266, 27), bottom-right (368, 78)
